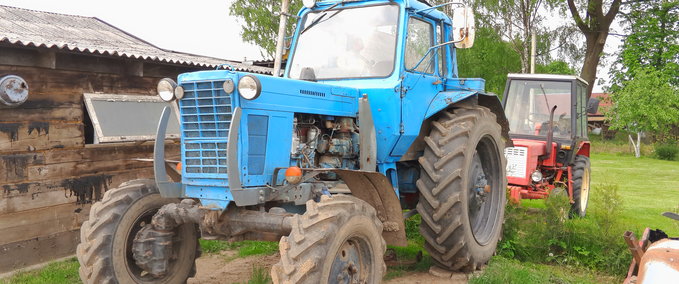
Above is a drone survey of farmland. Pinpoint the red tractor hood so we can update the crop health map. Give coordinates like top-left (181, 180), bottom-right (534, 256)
top-left (505, 139), bottom-right (553, 186)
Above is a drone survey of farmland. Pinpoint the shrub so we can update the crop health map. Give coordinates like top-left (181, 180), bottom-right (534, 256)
top-left (496, 184), bottom-right (630, 275)
top-left (655, 142), bottom-right (679, 161)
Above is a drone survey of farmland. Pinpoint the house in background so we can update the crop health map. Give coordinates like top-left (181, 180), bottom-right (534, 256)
top-left (588, 93), bottom-right (616, 139)
top-left (0, 4), bottom-right (270, 274)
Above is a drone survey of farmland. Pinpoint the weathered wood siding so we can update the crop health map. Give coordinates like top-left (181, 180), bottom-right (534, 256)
top-left (0, 46), bottom-right (192, 273)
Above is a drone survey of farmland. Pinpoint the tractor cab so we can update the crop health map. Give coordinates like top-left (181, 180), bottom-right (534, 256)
top-left (503, 74), bottom-right (589, 146)
top-left (502, 74), bottom-right (594, 217)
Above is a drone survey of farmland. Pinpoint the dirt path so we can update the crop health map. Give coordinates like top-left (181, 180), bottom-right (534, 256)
top-left (188, 251), bottom-right (279, 284)
top-left (189, 252), bottom-right (470, 284)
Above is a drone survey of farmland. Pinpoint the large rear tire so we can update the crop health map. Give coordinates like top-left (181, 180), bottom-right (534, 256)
top-left (77, 179), bottom-right (200, 284)
top-left (271, 195), bottom-right (386, 284)
top-left (417, 106), bottom-right (507, 271)
top-left (570, 155), bottom-right (591, 217)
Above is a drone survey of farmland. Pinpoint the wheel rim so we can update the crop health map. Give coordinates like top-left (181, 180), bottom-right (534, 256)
top-left (124, 208), bottom-right (182, 282)
top-left (580, 168), bottom-right (591, 214)
top-left (328, 236), bottom-right (373, 284)
top-left (467, 135), bottom-right (502, 245)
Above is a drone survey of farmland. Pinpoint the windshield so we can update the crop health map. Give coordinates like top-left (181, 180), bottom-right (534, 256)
top-left (504, 80), bottom-right (573, 139)
top-left (288, 4), bottom-right (399, 80)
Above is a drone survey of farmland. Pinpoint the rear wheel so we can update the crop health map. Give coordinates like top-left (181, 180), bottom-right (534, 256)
top-left (417, 106), bottom-right (507, 271)
top-left (271, 195), bottom-right (386, 284)
top-left (77, 179), bottom-right (199, 284)
top-left (570, 155), bottom-right (591, 217)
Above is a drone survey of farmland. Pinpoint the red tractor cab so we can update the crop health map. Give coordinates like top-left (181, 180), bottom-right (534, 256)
top-left (502, 74), bottom-right (598, 217)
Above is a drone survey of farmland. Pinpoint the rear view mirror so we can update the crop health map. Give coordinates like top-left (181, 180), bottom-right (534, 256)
top-left (452, 8), bottom-right (475, 48)
top-left (587, 98), bottom-right (600, 114)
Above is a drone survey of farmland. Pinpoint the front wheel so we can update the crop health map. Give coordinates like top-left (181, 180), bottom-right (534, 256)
top-left (570, 155), bottom-right (591, 217)
top-left (417, 106), bottom-right (507, 272)
top-left (271, 195), bottom-right (386, 284)
top-left (77, 179), bottom-right (199, 284)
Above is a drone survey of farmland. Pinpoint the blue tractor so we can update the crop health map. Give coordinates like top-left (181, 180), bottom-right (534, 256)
top-left (77, 1), bottom-right (510, 283)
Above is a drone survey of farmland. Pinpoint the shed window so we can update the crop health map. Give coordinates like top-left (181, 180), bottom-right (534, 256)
top-left (83, 93), bottom-right (180, 144)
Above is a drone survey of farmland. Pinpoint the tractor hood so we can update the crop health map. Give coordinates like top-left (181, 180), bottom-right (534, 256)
top-left (178, 70), bottom-right (360, 117)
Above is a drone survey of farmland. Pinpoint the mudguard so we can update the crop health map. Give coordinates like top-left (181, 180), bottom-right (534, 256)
top-left (424, 90), bottom-right (511, 147)
top-left (333, 169), bottom-right (408, 247)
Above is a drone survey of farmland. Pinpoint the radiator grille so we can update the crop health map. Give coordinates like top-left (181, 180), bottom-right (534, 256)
top-left (178, 80), bottom-right (231, 176)
top-left (184, 141), bottom-right (228, 174)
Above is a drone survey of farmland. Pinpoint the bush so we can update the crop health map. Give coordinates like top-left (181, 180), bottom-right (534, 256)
top-left (496, 184), bottom-right (630, 275)
top-left (655, 142), bottom-right (679, 161)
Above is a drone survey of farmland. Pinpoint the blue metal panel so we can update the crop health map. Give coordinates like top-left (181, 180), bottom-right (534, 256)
top-left (240, 75), bottom-right (359, 117)
top-left (247, 115), bottom-right (268, 175)
top-left (239, 109), bottom-right (294, 187)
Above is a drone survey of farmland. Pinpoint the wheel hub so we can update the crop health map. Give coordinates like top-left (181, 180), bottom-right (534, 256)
top-left (468, 154), bottom-right (489, 215)
top-left (330, 238), bottom-right (371, 284)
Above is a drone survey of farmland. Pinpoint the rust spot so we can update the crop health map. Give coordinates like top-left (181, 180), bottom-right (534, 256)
top-left (61, 174), bottom-right (113, 204)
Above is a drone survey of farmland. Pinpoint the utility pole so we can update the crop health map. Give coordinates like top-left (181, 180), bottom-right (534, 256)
top-left (530, 30), bottom-right (536, 74)
top-left (273, 0), bottom-right (290, 77)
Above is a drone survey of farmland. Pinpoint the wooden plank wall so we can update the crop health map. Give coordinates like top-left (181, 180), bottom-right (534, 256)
top-left (0, 50), bottom-right (189, 273)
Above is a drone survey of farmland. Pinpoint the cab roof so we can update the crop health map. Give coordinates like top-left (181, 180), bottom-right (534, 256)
top-left (508, 73), bottom-right (588, 86)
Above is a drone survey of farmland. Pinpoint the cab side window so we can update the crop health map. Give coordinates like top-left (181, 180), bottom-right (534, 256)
top-left (437, 23), bottom-right (446, 77)
top-left (576, 83), bottom-right (588, 138)
top-left (404, 17), bottom-right (434, 74)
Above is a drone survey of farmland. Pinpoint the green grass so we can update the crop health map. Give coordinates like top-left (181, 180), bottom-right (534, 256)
top-left (0, 258), bottom-right (79, 284)
top-left (592, 153), bottom-right (679, 235)
top-left (200, 239), bottom-right (279, 258)
top-left (470, 256), bottom-right (617, 284)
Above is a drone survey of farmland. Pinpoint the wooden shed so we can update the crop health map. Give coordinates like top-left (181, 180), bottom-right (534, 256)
top-left (0, 5), bottom-right (270, 273)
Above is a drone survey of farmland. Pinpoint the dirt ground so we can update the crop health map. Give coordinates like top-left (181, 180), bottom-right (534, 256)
top-left (188, 252), bottom-right (470, 284)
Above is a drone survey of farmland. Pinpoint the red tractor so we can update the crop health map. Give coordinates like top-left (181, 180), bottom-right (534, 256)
top-left (502, 74), bottom-right (599, 217)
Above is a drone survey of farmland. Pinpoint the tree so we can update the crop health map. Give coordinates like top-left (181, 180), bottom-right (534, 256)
top-left (466, 0), bottom-right (558, 73)
top-left (610, 0), bottom-right (679, 91)
top-left (457, 27), bottom-right (522, 96)
top-left (566, 0), bottom-right (622, 97)
top-left (606, 69), bottom-right (679, 157)
top-left (229, 0), bottom-right (302, 59)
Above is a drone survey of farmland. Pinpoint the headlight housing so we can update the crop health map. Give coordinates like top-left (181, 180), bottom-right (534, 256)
top-left (238, 75), bottom-right (261, 100)
top-left (157, 78), bottom-right (177, 102)
top-left (303, 0), bottom-right (316, 8)
top-left (530, 170), bottom-right (543, 182)
top-left (174, 86), bottom-right (185, 100)
top-left (223, 79), bottom-right (235, 94)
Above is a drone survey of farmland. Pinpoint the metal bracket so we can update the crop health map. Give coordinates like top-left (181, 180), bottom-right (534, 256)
top-left (154, 106), bottom-right (182, 198)
top-left (359, 96), bottom-right (377, 171)
top-left (227, 107), bottom-right (243, 191)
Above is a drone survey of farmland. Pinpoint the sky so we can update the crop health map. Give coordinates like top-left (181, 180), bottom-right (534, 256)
top-left (0, 0), bottom-right (622, 92)
top-left (0, 0), bottom-right (266, 61)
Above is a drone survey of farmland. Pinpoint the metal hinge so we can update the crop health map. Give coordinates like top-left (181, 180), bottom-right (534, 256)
top-left (395, 86), bottom-right (407, 98)
top-left (400, 123), bottom-right (404, 134)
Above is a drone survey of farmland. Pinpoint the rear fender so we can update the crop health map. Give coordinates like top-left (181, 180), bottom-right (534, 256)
top-left (425, 92), bottom-right (511, 147)
top-left (576, 141), bottom-right (591, 157)
top-left (331, 169), bottom-right (407, 247)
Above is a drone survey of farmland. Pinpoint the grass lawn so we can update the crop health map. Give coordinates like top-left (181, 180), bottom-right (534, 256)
top-left (591, 153), bottom-right (679, 235)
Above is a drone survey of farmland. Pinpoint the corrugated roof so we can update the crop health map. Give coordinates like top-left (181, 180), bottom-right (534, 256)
top-left (0, 5), bottom-right (271, 74)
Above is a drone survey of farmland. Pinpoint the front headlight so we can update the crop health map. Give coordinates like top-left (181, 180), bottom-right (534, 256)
top-left (238, 75), bottom-right (261, 100)
top-left (531, 170), bottom-right (543, 182)
top-left (157, 78), bottom-right (177, 102)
